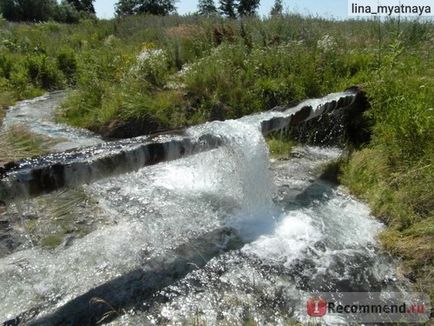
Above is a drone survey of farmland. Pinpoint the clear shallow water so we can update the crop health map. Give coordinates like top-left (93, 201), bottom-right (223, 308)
top-left (0, 94), bottom-right (408, 324)
top-left (1, 91), bottom-right (102, 151)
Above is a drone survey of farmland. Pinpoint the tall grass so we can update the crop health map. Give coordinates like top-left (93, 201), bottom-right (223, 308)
top-left (339, 32), bottom-right (434, 299)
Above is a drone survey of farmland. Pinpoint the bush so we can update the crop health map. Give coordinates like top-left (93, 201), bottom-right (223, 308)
top-left (57, 48), bottom-right (77, 84)
top-left (132, 46), bottom-right (173, 88)
top-left (53, 2), bottom-right (80, 24)
top-left (9, 65), bottom-right (30, 95)
top-left (0, 53), bottom-right (13, 78)
top-left (26, 54), bottom-right (63, 89)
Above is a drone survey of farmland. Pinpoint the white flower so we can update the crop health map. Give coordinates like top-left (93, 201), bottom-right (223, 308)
top-left (317, 35), bottom-right (337, 52)
top-left (104, 35), bottom-right (118, 47)
top-left (137, 48), bottom-right (166, 63)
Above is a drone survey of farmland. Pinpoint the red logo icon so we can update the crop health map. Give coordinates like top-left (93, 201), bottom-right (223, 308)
top-left (307, 296), bottom-right (327, 317)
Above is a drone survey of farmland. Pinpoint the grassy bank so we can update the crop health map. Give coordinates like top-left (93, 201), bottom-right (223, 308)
top-left (0, 14), bottom-right (432, 299)
top-left (0, 15), bottom-right (430, 133)
top-left (339, 56), bottom-right (434, 298)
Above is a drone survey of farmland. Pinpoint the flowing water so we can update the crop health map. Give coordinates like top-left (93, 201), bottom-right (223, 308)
top-left (0, 94), bottom-right (410, 325)
top-left (1, 91), bottom-right (102, 151)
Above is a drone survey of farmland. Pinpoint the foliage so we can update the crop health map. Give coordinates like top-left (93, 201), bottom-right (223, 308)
top-left (219, 0), bottom-right (236, 18)
top-left (114, 0), bottom-right (136, 16)
top-left (237, 0), bottom-right (260, 17)
top-left (338, 35), bottom-right (434, 300)
top-left (266, 135), bottom-right (294, 159)
top-left (0, 0), bottom-right (57, 22)
top-left (0, 0), bottom-right (84, 23)
top-left (198, 0), bottom-right (218, 16)
top-left (115, 0), bottom-right (176, 16)
top-left (54, 1), bottom-right (81, 23)
top-left (57, 48), bottom-right (78, 84)
top-left (270, 0), bottom-right (283, 16)
top-left (66, 0), bottom-right (95, 14)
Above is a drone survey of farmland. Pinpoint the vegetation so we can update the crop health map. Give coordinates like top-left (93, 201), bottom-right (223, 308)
top-left (0, 0), bottom-right (95, 23)
top-left (115, 0), bottom-right (177, 16)
top-left (237, 0), bottom-right (260, 17)
top-left (0, 10), bottom-right (432, 300)
top-left (270, 0), bottom-right (283, 16)
top-left (66, 0), bottom-right (95, 14)
top-left (219, 0), bottom-right (237, 18)
top-left (266, 135), bottom-right (294, 159)
top-left (198, 0), bottom-right (218, 17)
top-left (218, 0), bottom-right (260, 18)
top-left (0, 125), bottom-right (55, 163)
top-left (52, 16), bottom-right (425, 135)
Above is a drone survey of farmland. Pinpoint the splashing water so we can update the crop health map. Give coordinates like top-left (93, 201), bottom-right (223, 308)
top-left (0, 94), bottom-right (409, 324)
top-left (188, 120), bottom-right (279, 239)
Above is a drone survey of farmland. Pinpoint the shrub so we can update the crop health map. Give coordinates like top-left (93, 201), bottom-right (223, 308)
top-left (26, 54), bottom-right (63, 89)
top-left (57, 48), bottom-right (77, 84)
top-left (0, 53), bottom-right (13, 78)
top-left (9, 65), bottom-right (30, 95)
top-left (53, 1), bottom-right (80, 24)
top-left (131, 46), bottom-right (172, 88)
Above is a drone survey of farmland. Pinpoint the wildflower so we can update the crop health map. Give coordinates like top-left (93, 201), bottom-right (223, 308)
top-left (317, 35), bottom-right (337, 52)
top-left (104, 35), bottom-right (118, 47)
top-left (137, 48), bottom-right (166, 63)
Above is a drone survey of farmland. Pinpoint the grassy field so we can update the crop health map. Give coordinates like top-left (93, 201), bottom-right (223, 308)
top-left (0, 14), bottom-right (432, 299)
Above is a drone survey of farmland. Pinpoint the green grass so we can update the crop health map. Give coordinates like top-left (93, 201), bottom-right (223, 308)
top-left (1, 15), bottom-right (430, 134)
top-left (336, 34), bottom-right (434, 300)
top-left (266, 135), bottom-right (294, 159)
top-left (340, 148), bottom-right (433, 301)
top-left (0, 125), bottom-right (55, 163)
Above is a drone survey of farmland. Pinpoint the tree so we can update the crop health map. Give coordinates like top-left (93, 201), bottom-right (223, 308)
top-left (115, 0), bottom-right (176, 16)
top-left (219, 0), bottom-right (236, 18)
top-left (270, 0), bottom-right (283, 16)
top-left (54, 1), bottom-right (80, 23)
top-left (115, 0), bottom-right (136, 16)
top-left (198, 0), bottom-right (217, 16)
top-left (66, 0), bottom-right (95, 14)
top-left (0, 0), bottom-right (57, 22)
top-left (237, 0), bottom-right (260, 16)
top-left (136, 0), bottom-right (176, 15)
top-left (0, 0), bottom-right (20, 21)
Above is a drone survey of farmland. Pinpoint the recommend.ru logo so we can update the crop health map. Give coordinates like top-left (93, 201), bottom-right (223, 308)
top-left (304, 292), bottom-right (430, 323)
top-left (306, 296), bottom-right (328, 317)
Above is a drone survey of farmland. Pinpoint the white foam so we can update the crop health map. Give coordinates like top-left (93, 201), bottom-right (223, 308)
top-left (243, 211), bottom-right (322, 267)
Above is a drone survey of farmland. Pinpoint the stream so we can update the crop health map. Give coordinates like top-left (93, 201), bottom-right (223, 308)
top-left (0, 93), bottom-right (413, 325)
